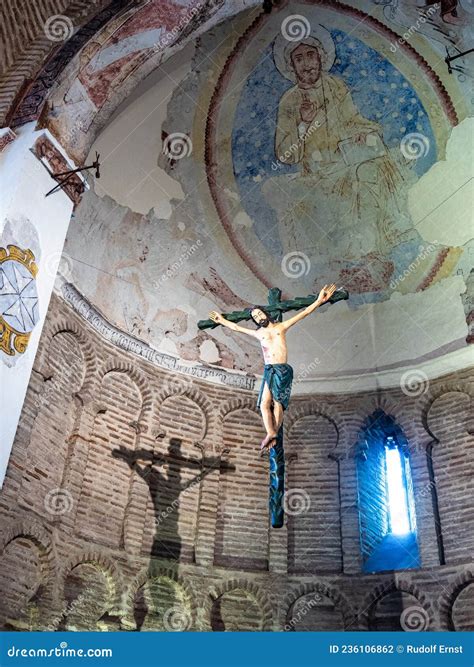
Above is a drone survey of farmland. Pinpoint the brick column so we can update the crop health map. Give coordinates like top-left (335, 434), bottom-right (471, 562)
top-left (410, 441), bottom-right (441, 567)
top-left (122, 422), bottom-right (154, 556)
top-left (194, 448), bottom-right (222, 567)
top-left (339, 456), bottom-right (363, 574)
top-left (58, 398), bottom-right (99, 534)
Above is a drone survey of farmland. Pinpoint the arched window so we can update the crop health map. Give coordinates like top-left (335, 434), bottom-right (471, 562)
top-left (356, 410), bottom-right (420, 573)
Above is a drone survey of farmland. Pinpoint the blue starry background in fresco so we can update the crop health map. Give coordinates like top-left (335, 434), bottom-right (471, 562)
top-left (231, 28), bottom-right (437, 273)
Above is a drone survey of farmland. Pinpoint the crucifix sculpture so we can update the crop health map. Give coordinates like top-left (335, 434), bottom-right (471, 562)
top-left (198, 285), bottom-right (348, 528)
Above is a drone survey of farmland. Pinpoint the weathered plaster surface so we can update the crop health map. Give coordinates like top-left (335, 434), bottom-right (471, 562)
top-left (59, 0), bottom-right (473, 384)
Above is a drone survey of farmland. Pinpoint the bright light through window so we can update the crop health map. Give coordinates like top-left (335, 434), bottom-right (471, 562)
top-left (385, 446), bottom-right (411, 535)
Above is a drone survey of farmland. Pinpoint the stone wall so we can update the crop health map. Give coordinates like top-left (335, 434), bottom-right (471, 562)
top-left (0, 293), bottom-right (472, 632)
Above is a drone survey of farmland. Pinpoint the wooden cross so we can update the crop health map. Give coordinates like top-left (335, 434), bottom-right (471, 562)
top-left (198, 286), bottom-right (348, 330)
top-left (198, 286), bottom-right (349, 529)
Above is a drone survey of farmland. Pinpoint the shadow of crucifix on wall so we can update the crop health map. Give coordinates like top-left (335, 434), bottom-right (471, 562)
top-left (112, 438), bottom-right (235, 630)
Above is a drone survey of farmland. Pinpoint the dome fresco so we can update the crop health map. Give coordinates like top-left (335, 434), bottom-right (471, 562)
top-left (54, 0), bottom-right (473, 389)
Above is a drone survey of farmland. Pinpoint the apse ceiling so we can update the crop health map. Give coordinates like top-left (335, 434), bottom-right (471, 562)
top-left (21, 0), bottom-right (472, 392)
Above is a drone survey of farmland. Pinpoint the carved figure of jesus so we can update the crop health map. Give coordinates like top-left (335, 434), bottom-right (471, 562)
top-left (209, 283), bottom-right (337, 452)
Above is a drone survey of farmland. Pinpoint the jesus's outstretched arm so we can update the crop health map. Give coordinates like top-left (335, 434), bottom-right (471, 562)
top-left (282, 284), bottom-right (337, 330)
top-left (209, 310), bottom-right (258, 337)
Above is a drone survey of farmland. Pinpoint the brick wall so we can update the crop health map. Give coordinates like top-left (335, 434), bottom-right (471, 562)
top-left (287, 414), bottom-right (341, 574)
top-left (427, 392), bottom-right (473, 564)
top-left (215, 408), bottom-right (268, 571)
top-left (0, 293), bottom-right (472, 632)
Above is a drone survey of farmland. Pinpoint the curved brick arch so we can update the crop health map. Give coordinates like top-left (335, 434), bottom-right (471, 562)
top-left (217, 396), bottom-right (259, 422)
top-left (414, 381), bottom-right (473, 440)
top-left (0, 0), bottom-right (114, 126)
top-left (286, 400), bottom-right (346, 454)
top-left (358, 579), bottom-right (434, 631)
top-left (287, 410), bottom-right (339, 450)
top-left (155, 383), bottom-right (217, 444)
top-left (0, 520), bottom-right (55, 573)
top-left (49, 552), bottom-right (124, 631)
top-left (99, 358), bottom-right (153, 422)
top-left (351, 407), bottom-right (417, 462)
top-left (438, 568), bottom-right (474, 630)
top-left (220, 398), bottom-right (261, 431)
top-left (352, 395), bottom-right (419, 453)
top-left (218, 400), bottom-right (262, 449)
top-left (124, 565), bottom-right (196, 629)
top-left (426, 389), bottom-right (473, 442)
top-left (0, 520), bottom-right (57, 628)
top-left (423, 387), bottom-right (472, 440)
top-left (207, 578), bottom-right (273, 631)
top-left (43, 320), bottom-right (98, 399)
top-left (284, 582), bottom-right (356, 630)
top-left (61, 552), bottom-right (123, 605)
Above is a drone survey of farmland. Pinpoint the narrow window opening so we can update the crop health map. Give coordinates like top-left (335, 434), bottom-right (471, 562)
top-left (357, 410), bottom-right (421, 573)
top-left (385, 439), bottom-right (416, 535)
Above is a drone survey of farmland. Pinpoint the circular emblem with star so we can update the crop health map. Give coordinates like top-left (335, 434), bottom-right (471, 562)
top-left (0, 245), bottom-right (39, 356)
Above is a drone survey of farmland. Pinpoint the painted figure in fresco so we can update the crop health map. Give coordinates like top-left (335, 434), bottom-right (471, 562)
top-left (265, 26), bottom-right (414, 261)
top-left (209, 283), bottom-right (337, 453)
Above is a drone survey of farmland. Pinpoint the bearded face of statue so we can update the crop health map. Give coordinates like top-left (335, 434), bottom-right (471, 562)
top-left (290, 43), bottom-right (322, 86)
top-left (250, 307), bottom-right (271, 328)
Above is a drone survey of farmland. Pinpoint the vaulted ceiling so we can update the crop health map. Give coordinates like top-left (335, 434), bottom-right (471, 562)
top-left (3, 0), bottom-right (473, 391)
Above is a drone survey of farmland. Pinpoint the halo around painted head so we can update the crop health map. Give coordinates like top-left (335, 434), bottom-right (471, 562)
top-left (273, 23), bottom-right (336, 83)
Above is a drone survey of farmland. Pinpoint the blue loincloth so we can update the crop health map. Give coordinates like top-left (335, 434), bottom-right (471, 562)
top-left (257, 363), bottom-right (294, 411)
